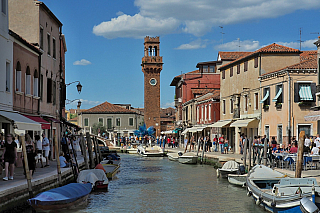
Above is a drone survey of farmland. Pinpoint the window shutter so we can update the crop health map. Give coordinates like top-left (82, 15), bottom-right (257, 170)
top-left (237, 64), bottom-right (240, 74)
top-left (294, 83), bottom-right (299, 102)
top-left (311, 83), bottom-right (316, 101)
top-left (230, 67), bottom-right (233, 77)
top-left (254, 57), bottom-right (258, 68)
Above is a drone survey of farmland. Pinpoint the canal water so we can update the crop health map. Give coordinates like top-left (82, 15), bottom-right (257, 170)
top-left (23, 154), bottom-right (265, 213)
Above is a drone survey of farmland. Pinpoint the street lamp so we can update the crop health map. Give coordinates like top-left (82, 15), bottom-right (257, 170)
top-left (65, 81), bottom-right (82, 94)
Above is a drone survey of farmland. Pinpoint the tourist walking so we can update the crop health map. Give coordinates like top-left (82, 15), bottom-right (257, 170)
top-left (24, 134), bottom-right (35, 178)
top-left (213, 135), bottom-right (218, 152)
top-left (224, 138), bottom-right (229, 154)
top-left (35, 135), bottom-right (43, 168)
top-left (42, 133), bottom-right (50, 167)
top-left (2, 134), bottom-right (17, 181)
top-left (219, 135), bottom-right (225, 154)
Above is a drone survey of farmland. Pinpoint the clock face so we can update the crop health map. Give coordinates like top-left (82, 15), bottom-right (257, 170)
top-left (149, 78), bottom-right (157, 86)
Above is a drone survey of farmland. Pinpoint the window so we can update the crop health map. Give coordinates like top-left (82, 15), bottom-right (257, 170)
top-left (129, 118), bottom-right (134, 126)
top-left (201, 106), bottom-right (204, 121)
top-left (295, 83), bottom-right (314, 102)
top-left (273, 84), bottom-right (283, 103)
top-left (84, 118), bottom-right (89, 127)
top-left (230, 99), bottom-right (233, 114)
top-left (53, 81), bottom-right (56, 105)
top-left (298, 124), bottom-right (311, 139)
top-left (244, 61), bottom-right (248, 72)
top-left (47, 34), bottom-right (51, 55)
top-left (116, 118), bottom-right (120, 126)
top-left (277, 124), bottom-right (282, 144)
top-left (209, 65), bottom-right (215, 73)
top-left (205, 105), bottom-right (207, 121)
top-left (209, 104), bottom-right (211, 120)
top-left (197, 106), bottom-right (199, 122)
top-left (222, 70), bottom-right (225, 79)
top-left (237, 64), bottom-right (240, 74)
top-left (254, 93), bottom-right (258, 110)
top-left (265, 126), bottom-right (269, 140)
top-left (40, 27), bottom-right (44, 49)
top-left (223, 100), bottom-right (226, 114)
top-left (107, 118), bottom-right (112, 129)
top-left (47, 78), bottom-right (52, 103)
top-left (52, 38), bottom-right (56, 59)
top-left (244, 95), bottom-right (248, 112)
top-left (40, 74), bottom-right (43, 100)
top-left (254, 56), bottom-right (258, 68)
top-left (16, 69), bottom-right (21, 92)
top-left (33, 70), bottom-right (38, 97)
top-left (26, 66), bottom-right (31, 95)
top-left (203, 65), bottom-right (208, 73)
top-left (98, 118), bottom-right (104, 125)
top-left (6, 62), bottom-right (10, 92)
top-left (230, 67), bottom-right (233, 77)
top-left (260, 87), bottom-right (270, 106)
top-left (2, 0), bottom-right (6, 14)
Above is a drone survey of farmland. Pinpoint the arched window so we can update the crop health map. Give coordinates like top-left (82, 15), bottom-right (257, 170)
top-left (33, 69), bottom-right (38, 96)
top-left (16, 61), bottom-right (21, 92)
top-left (154, 46), bottom-right (157, 56)
top-left (26, 66), bottom-right (31, 94)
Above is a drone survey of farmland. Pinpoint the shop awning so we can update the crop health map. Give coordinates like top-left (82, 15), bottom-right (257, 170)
top-left (181, 128), bottom-right (189, 135)
top-left (230, 118), bottom-right (258, 128)
top-left (260, 90), bottom-right (269, 103)
top-left (0, 110), bottom-right (41, 131)
top-left (43, 116), bottom-right (61, 123)
top-left (299, 84), bottom-right (313, 101)
top-left (208, 120), bottom-right (233, 128)
top-left (196, 126), bottom-right (206, 132)
top-left (304, 111), bottom-right (320, 121)
top-left (188, 127), bottom-right (198, 133)
top-left (22, 115), bottom-right (51, 129)
top-left (272, 87), bottom-right (282, 102)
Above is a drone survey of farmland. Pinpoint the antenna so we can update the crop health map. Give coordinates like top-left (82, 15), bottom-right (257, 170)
top-left (219, 26), bottom-right (225, 45)
top-left (237, 38), bottom-right (240, 51)
top-left (298, 28), bottom-right (304, 51)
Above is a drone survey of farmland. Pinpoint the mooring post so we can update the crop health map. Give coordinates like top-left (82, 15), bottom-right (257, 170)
top-left (54, 135), bottom-right (62, 186)
top-left (263, 137), bottom-right (268, 166)
top-left (295, 131), bottom-right (305, 178)
top-left (248, 138), bottom-right (252, 171)
top-left (86, 132), bottom-right (94, 169)
top-left (80, 133), bottom-right (89, 169)
top-left (243, 137), bottom-right (247, 171)
top-left (21, 134), bottom-right (33, 198)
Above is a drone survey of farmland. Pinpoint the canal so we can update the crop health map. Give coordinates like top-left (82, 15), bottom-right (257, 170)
top-left (23, 154), bottom-right (265, 213)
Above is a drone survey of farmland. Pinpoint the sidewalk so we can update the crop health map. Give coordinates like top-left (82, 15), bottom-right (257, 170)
top-left (165, 146), bottom-right (320, 183)
top-left (0, 151), bottom-right (85, 211)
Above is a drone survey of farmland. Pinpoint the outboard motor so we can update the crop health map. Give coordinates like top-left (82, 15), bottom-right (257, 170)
top-left (239, 165), bottom-right (245, 174)
top-left (300, 197), bottom-right (320, 213)
top-left (178, 151), bottom-right (183, 157)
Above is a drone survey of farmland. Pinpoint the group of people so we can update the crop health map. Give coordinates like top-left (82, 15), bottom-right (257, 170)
top-left (1, 133), bottom-right (50, 181)
top-left (183, 135), bottom-right (230, 154)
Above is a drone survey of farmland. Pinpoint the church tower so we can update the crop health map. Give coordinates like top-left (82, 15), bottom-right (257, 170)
top-left (141, 36), bottom-right (163, 136)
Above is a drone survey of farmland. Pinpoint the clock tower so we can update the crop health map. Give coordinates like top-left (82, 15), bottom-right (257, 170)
top-left (141, 36), bottom-right (163, 136)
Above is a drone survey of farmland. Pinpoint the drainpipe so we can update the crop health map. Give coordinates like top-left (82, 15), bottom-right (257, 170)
top-left (259, 53), bottom-right (262, 136)
top-left (287, 70), bottom-right (291, 144)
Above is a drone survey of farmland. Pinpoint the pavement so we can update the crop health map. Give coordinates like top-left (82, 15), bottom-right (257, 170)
top-left (164, 146), bottom-right (320, 183)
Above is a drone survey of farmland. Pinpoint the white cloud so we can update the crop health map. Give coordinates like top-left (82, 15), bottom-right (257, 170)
top-left (80, 99), bottom-right (101, 106)
top-left (175, 39), bottom-right (207, 50)
top-left (73, 59), bottom-right (92, 66)
top-left (276, 39), bottom-right (317, 49)
top-left (93, 0), bottom-right (320, 39)
top-left (215, 40), bottom-right (260, 51)
top-left (162, 102), bottom-right (174, 108)
top-left (116, 11), bottom-right (124, 16)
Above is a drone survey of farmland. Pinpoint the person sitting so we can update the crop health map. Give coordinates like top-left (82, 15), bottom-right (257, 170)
top-left (272, 144), bottom-right (283, 154)
top-left (311, 143), bottom-right (319, 155)
top-left (59, 152), bottom-right (71, 168)
top-left (289, 143), bottom-right (298, 154)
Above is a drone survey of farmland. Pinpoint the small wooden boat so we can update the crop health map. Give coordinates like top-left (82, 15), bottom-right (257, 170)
top-left (27, 183), bottom-right (92, 211)
top-left (77, 169), bottom-right (109, 191)
top-left (178, 152), bottom-right (198, 164)
top-left (167, 151), bottom-right (183, 161)
top-left (102, 153), bottom-right (121, 166)
top-left (227, 174), bottom-right (247, 186)
top-left (137, 145), bottom-right (164, 157)
top-left (217, 160), bottom-right (240, 178)
top-left (97, 160), bottom-right (120, 180)
top-left (247, 164), bottom-right (320, 213)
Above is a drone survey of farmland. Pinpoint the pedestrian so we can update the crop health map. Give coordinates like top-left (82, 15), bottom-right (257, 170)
top-left (61, 134), bottom-right (68, 156)
top-left (42, 133), bottom-right (50, 167)
top-left (311, 143), bottom-right (319, 155)
top-left (191, 136), bottom-right (195, 151)
top-left (184, 137), bottom-right (188, 148)
top-left (206, 136), bottom-right (212, 152)
top-left (35, 135), bottom-right (43, 168)
top-left (213, 135), bottom-right (218, 152)
top-left (239, 133), bottom-right (244, 154)
top-left (304, 135), bottom-right (311, 153)
top-left (224, 138), bottom-right (229, 154)
top-left (271, 136), bottom-right (277, 149)
top-left (289, 142), bottom-right (298, 154)
top-left (2, 133), bottom-right (17, 181)
top-left (219, 135), bottom-right (225, 154)
top-left (199, 137), bottom-right (204, 151)
top-left (24, 134), bottom-right (35, 178)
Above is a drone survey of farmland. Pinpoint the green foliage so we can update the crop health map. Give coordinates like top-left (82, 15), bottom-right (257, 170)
top-left (92, 122), bottom-right (107, 135)
top-left (70, 113), bottom-right (77, 119)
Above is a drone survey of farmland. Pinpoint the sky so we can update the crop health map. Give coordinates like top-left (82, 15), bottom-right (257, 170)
top-left (40, 0), bottom-right (320, 110)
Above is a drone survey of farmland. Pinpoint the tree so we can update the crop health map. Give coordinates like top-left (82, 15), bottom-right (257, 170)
top-left (92, 122), bottom-right (107, 135)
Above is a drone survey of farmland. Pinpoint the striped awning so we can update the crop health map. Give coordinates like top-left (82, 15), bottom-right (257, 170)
top-left (230, 118), bottom-right (258, 128)
top-left (260, 90), bottom-right (269, 103)
top-left (299, 84), bottom-right (313, 101)
top-left (272, 87), bottom-right (282, 102)
top-left (304, 111), bottom-right (320, 121)
top-left (208, 120), bottom-right (233, 128)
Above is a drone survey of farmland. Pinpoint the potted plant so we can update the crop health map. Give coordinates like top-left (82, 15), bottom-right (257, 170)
top-left (263, 105), bottom-right (269, 110)
top-left (275, 103), bottom-right (282, 108)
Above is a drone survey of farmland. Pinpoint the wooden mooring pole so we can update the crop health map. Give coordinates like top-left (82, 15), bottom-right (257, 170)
top-left (243, 137), bottom-right (247, 171)
top-left (86, 132), bottom-right (94, 169)
top-left (295, 131), bottom-right (305, 178)
top-left (54, 135), bottom-right (62, 186)
top-left (80, 133), bottom-right (89, 169)
top-left (21, 135), bottom-right (33, 198)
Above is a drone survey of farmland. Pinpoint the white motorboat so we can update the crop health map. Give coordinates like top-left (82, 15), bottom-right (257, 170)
top-left (167, 151), bottom-right (183, 161)
top-left (77, 169), bottom-right (109, 191)
top-left (178, 152), bottom-right (198, 164)
top-left (127, 148), bottom-right (138, 154)
top-left (227, 174), bottom-right (247, 186)
top-left (217, 160), bottom-right (240, 178)
top-left (137, 144), bottom-right (164, 157)
top-left (246, 164), bottom-right (320, 213)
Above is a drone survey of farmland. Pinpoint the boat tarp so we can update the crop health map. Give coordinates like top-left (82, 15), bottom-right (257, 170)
top-left (221, 161), bottom-right (239, 170)
top-left (77, 169), bottom-right (108, 185)
top-left (28, 183), bottom-right (92, 206)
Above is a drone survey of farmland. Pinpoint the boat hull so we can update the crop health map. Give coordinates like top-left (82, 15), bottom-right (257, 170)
top-left (137, 145), bottom-right (164, 157)
top-left (227, 174), bottom-right (247, 186)
top-left (178, 156), bottom-right (198, 164)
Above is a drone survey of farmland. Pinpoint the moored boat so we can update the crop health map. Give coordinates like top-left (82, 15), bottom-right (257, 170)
top-left (217, 160), bottom-right (240, 178)
top-left (27, 183), bottom-right (92, 211)
top-left (246, 164), bottom-right (320, 213)
top-left (178, 152), bottom-right (198, 164)
top-left (228, 174), bottom-right (247, 186)
top-left (77, 169), bottom-right (109, 191)
top-left (137, 144), bottom-right (164, 157)
top-left (167, 151), bottom-right (183, 161)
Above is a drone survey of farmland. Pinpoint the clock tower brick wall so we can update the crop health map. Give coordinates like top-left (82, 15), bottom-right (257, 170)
top-left (142, 36), bottom-right (163, 136)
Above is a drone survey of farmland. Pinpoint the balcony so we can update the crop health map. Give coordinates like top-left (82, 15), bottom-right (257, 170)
top-left (174, 98), bottom-right (182, 107)
top-left (233, 108), bottom-right (240, 119)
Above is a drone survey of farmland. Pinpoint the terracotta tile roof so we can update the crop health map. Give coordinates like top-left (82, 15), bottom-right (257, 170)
top-left (201, 90), bottom-right (220, 101)
top-left (219, 43), bottom-right (300, 70)
top-left (191, 88), bottom-right (216, 94)
top-left (218, 52), bottom-right (252, 60)
top-left (83, 101), bottom-right (135, 114)
top-left (300, 50), bottom-right (317, 61)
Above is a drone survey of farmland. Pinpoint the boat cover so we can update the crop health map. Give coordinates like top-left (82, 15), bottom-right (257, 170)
top-left (95, 164), bottom-right (106, 172)
top-left (221, 161), bottom-right (239, 170)
top-left (28, 183), bottom-right (92, 206)
top-left (77, 169), bottom-right (108, 185)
